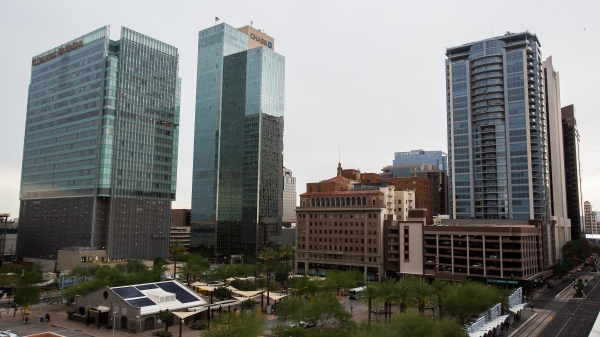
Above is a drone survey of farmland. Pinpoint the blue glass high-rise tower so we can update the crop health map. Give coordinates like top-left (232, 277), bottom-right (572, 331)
top-left (445, 32), bottom-right (550, 220)
top-left (18, 26), bottom-right (180, 261)
top-left (190, 24), bottom-right (285, 259)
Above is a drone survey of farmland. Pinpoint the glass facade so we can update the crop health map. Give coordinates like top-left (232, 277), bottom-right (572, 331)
top-left (446, 32), bottom-right (550, 220)
top-left (393, 149), bottom-right (448, 171)
top-left (17, 27), bottom-right (180, 260)
top-left (191, 24), bottom-right (285, 259)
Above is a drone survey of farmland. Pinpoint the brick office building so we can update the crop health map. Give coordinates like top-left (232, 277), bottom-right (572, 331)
top-left (380, 177), bottom-right (433, 224)
top-left (294, 163), bottom-right (394, 281)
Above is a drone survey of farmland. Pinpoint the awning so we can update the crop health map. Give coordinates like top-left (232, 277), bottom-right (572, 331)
top-left (172, 311), bottom-right (197, 319)
top-left (509, 303), bottom-right (526, 313)
top-left (230, 289), bottom-right (265, 298)
top-left (269, 293), bottom-right (289, 301)
top-left (89, 306), bottom-right (110, 313)
top-left (190, 282), bottom-right (203, 287)
top-left (187, 306), bottom-right (208, 313)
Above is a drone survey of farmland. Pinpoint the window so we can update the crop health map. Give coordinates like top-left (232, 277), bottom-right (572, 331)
top-left (404, 254), bottom-right (410, 260)
top-left (404, 228), bottom-right (409, 235)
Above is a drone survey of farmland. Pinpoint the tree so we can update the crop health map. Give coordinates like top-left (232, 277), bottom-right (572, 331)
top-left (213, 286), bottom-right (232, 301)
top-left (324, 270), bottom-right (362, 297)
top-left (431, 279), bottom-right (450, 319)
top-left (377, 280), bottom-right (396, 323)
top-left (259, 248), bottom-right (278, 306)
top-left (202, 312), bottom-right (264, 337)
top-left (390, 312), bottom-right (442, 337)
top-left (444, 281), bottom-right (499, 325)
top-left (562, 239), bottom-right (592, 261)
top-left (394, 279), bottom-right (412, 314)
top-left (156, 309), bottom-right (174, 332)
top-left (241, 298), bottom-right (256, 311)
top-left (410, 278), bottom-right (433, 314)
top-left (279, 244), bottom-right (295, 294)
top-left (169, 240), bottom-right (185, 279)
top-left (14, 285), bottom-right (40, 309)
top-left (275, 295), bottom-right (305, 323)
top-left (362, 284), bottom-right (379, 324)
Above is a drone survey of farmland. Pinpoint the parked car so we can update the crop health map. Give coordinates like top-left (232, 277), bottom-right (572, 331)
top-left (547, 283), bottom-right (555, 288)
top-left (300, 321), bottom-right (317, 328)
top-left (0, 331), bottom-right (18, 337)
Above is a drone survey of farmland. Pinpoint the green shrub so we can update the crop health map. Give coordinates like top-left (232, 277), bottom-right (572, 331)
top-left (156, 330), bottom-right (172, 337)
top-left (191, 322), bottom-right (208, 330)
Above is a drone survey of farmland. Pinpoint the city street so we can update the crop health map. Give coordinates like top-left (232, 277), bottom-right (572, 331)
top-left (508, 265), bottom-right (600, 337)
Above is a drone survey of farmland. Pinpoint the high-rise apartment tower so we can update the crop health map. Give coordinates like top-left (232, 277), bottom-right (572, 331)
top-left (446, 32), bottom-right (550, 220)
top-left (18, 27), bottom-right (180, 261)
top-left (190, 23), bottom-right (285, 259)
top-left (562, 104), bottom-right (584, 239)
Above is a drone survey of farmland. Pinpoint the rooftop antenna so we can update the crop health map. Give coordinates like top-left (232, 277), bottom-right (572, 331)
top-left (251, 21), bottom-right (253, 27)
top-left (338, 143), bottom-right (340, 163)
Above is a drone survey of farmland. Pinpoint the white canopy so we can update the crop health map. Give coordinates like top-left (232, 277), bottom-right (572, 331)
top-left (509, 303), bottom-right (526, 313)
top-left (268, 293), bottom-right (289, 301)
top-left (172, 311), bottom-right (197, 319)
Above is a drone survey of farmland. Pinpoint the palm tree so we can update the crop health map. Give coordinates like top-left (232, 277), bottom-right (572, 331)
top-left (169, 240), bottom-right (185, 280)
top-left (362, 284), bottom-right (380, 324)
top-left (279, 244), bottom-right (295, 294)
top-left (431, 279), bottom-right (449, 318)
top-left (394, 279), bottom-right (412, 313)
top-left (258, 247), bottom-right (277, 306)
top-left (412, 279), bottom-right (433, 314)
top-left (378, 280), bottom-right (396, 324)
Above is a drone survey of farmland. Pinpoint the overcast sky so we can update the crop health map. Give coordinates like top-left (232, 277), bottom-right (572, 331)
top-left (1, 0), bottom-right (599, 220)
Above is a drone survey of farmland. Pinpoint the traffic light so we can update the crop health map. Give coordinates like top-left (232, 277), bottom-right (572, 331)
top-left (586, 279), bottom-right (589, 285)
top-left (572, 277), bottom-right (575, 283)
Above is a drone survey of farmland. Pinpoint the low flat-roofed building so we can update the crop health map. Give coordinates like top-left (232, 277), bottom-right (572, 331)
top-left (57, 248), bottom-right (107, 273)
top-left (73, 280), bottom-right (208, 332)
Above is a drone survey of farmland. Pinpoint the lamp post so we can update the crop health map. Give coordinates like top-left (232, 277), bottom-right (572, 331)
top-left (136, 315), bottom-right (141, 333)
top-left (179, 318), bottom-right (184, 337)
top-left (112, 309), bottom-right (117, 337)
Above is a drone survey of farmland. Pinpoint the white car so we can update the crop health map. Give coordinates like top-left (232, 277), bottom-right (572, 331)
top-left (300, 321), bottom-right (317, 328)
top-left (0, 331), bottom-right (18, 337)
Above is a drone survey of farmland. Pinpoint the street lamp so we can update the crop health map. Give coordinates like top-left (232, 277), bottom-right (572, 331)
top-left (179, 318), bottom-right (184, 337)
top-left (112, 309), bottom-right (117, 337)
top-left (136, 315), bottom-right (141, 333)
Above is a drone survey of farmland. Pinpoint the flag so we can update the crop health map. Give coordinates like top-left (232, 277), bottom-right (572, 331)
top-left (215, 17), bottom-right (220, 22)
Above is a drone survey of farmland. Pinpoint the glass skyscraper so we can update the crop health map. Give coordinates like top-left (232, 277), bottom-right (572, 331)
top-left (190, 24), bottom-right (285, 259)
top-left (18, 26), bottom-right (180, 260)
top-left (445, 32), bottom-right (550, 220)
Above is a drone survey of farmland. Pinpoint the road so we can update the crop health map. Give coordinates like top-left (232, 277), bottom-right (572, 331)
top-left (537, 267), bottom-right (600, 337)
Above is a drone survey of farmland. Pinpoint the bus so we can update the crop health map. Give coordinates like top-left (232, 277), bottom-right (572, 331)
top-left (348, 286), bottom-right (366, 299)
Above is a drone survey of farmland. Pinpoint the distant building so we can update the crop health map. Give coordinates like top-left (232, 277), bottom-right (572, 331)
top-left (446, 32), bottom-right (550, 220)
top-left (295, 163), bottom-right (394, 281)
top-left (190, 23), bottom-right (285, 259)
top-left (584, 202), bottom-right (597, 235)
top-left (380, 177), bottom-right (433, 224)
top-left (383, 218), bottom-right (425, 278)
top-left (57, 248), bottom-right (107, 272)
top-left (393, 149), bottom-right (448, 171)
top-left (543, 56), bottom-right (571, 258)
top-left (171, 209), bottom-right (191, 228)
top-left (562, 105), bottom-right (584, 239)
top-left (283, 168), bottom-right (297, 227)
top-left (393, 191), bottom-right (415, 221)
top-left (17, 26), bottom-right (180, 261)
top-left (381, 164), bottom-right (448, 216)
top-left (171, 226), bottom-right (190, 251)
top-left (422, 219), bottom-right (555, 286)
